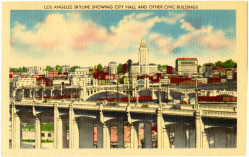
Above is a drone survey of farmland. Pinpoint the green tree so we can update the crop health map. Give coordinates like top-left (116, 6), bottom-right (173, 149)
top-left (118, 76), bottom-right (126, 84)
top-left (45, 66), bottom-right (53, 72)
top-left (9, 67), bottom-right (18, 72)
top-left (9, 67), bottom-right (14, 72)
top-left (117, 64), bottom-right (123, 74)
top-left (223, 59), bottom-right (237, 68)
top-left (157, 64), bottom-right (161, 70)
top-left (21, 67), bottom-right (27, 72)
top-left (204, 62), bottom-right (214, 66)
top-left (198, 65), bottom-right (202, 69)
top-left (55, 65), bottom-right (62, 73)
top-left (215, 61), bottom-right (224, 67)
top-left (96, 64), bottom-right (104, 72)
top-left (69, 66), bottom-right (80, 72)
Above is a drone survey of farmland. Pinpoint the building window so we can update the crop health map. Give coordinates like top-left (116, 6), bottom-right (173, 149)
top-left (41, 133), bottom-right (45, 137)
top-left (48, 133), bottom-right (51, 137)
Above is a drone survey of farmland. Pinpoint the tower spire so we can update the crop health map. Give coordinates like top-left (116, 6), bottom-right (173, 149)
top-left (141, 38), bottom-right (145, 44)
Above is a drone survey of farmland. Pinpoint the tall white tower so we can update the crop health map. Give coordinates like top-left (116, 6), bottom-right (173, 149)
top-left (138, 39), bottom-right (149, 74)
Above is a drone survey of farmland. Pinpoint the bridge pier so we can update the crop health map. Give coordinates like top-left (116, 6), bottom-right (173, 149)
top-left (151, 88), bottom-right (156, 100)
top-left (102, 122), bottom-right (111, 148)
top-left (53, 103), bottom-right (58, 148)
top-left (35, 116), bottom-right (41, 149)
top-left (195, 110), bottom-right (202, 148)
top-left (130, 123), bottom-right (139, 148)
top-left (11, 105), bottom-right (21, 149)
top-left (21, 89), bottom-right (24, 101)
top-left (163, 124), bottom-right (170, 148)
top-left (157, 108), bottom-right (163, 148)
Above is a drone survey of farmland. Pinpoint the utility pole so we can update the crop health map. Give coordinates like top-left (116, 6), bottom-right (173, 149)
top-left (127, 59), bottom-right (133, 105)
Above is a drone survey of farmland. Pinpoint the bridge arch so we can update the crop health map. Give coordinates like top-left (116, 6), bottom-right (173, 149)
top-left (16, 110), bottom-right (35, 125)
top-left (86, 90), bottom-right (127, 101)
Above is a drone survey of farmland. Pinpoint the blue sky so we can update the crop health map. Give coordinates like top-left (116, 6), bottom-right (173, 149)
top-left (10, 10), bottom-right (236, 67)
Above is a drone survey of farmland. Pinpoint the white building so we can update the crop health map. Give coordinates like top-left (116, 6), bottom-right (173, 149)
top-left (71, 76), bottom-right (92, 86)
top-left (53, 79), bottom-right (70, 86)
top-left (175, 58), bottom-right (198, 75)
top-left (195, 78), bottom-right (208, 84)
top-left (160, 78), bottom-right (170, 85)
top-left (16, 77), bottom-right (36, 88)
top-left (61, 65), bottom-right (70, 74)
top-left (75, 68), bottom-right (89, 76)
top-left (131, 39), bottom-right (157, 75)
top-left (33, 66), bottom-right (45, 75)
top-left (108, 62), bottom-right (117, 74)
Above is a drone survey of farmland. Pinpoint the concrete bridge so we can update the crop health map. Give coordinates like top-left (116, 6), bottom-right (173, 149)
top-left (11, 81), bottom-right (237, 104)
top-left (10, 98), bottom-right (237, 149)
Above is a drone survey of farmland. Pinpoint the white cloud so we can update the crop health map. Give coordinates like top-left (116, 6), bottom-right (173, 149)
top-left (150, 18), bottom-right (234, 54)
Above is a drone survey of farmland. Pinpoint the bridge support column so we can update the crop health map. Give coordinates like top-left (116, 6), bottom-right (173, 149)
top-left (50, 89), bottom-right (54, 98)
top-left (195, 110), bottom-right (202, 148)
top-left (130, 123), bottom-right (139, 149)
top-left (79, 117), bottom-right (94, 148)
top-left (144, 122), bottom-right (152, 148)
top-left (11, 105), bottom-right (21, 149)
top-left (33, 90), bottom-right (36, 101)
top-left (159, 91), bottom-right (162, 104)
top-left (103, 123), bottom-right (110, 148)
top-left (60, 84), bottom-right (63, 95)
top-left (117, 119), bottom-right (124, 148)
top-left (53, 104), bottom-right (58, 148)
top-left (167, 85), bottom-right (170, 102)
top-left (56, 116), bottom-right (67, 149)
top-left (12, 90), bottom-right (16, 99)
top-left (82, 79), bottom-right (87, 101)
top-left (21, 89), bottom-right (24, 101)
top-left (163, 124), bottom-right (170, 148)
top-left (35, 116), bottom-right (41, 149)
top-left (41, 89), bottom-right (44, 101)
top-left (151, 88), bottom-right (156, 100)
top-left (69, 104), bottom-right (75, 148)
top-left (157, 108), bottom-right (163, 148)
top-left (68, 104), bottom-right (79, 149)
top-left (29, 90), bottom-right (32, 98)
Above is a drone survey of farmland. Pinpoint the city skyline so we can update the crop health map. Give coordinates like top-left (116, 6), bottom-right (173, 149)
top-left (10, 10), bottom-right (236, 67)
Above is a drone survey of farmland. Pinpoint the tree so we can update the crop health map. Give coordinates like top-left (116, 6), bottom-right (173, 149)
top-left (198, 65), bottom-right (202, 69)
top-left (127, 59), bottom-right (133, 73)
top-left (9, 67), bottom-right (15, 72)
top-left (215, 61), bottom-right (223, 67)
top-left (204, 62), bottom-right (214, 66)
top-left (55, 65), bottom-right (62, 73)
top-left (157, 64), bottom-right (161, 71)
top-left (45, 66), bottom-right (53, 72)
top-left (69, 66), bottom-right (80, 72)
top-left (118, 76), bottom-right (126, 84)
top-left (21, 67), bottom-right (27, 72)
top-left (117, 64), bottom-right (123, 74)
top-left (223, 59), bottom-right (237, 68)
top-left (96, 64), bottom-right (104, 72)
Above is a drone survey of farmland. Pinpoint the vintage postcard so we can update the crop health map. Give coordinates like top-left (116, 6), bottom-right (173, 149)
top-left (1, 1), bottom-right (248, 156)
